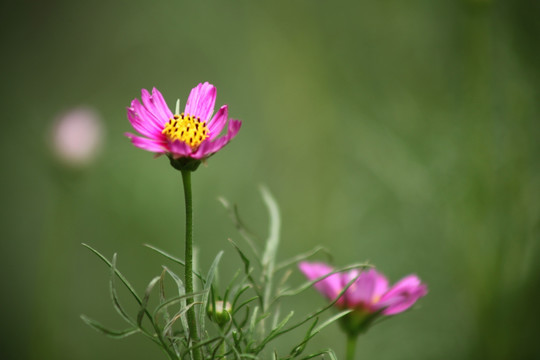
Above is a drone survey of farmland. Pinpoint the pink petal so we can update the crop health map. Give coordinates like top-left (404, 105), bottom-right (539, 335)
top-left (207, 105), bottom-right (228, 141)
top-left (130, 98), bottom-right (166, 136)
top-left (127, 106), bottom-right (163, 140)
top-left (184, 82), bottom-right (216, 121)
top-left (377, 275), bottom-right (427, 315)
top-left (191, 119), bottom-right (241, 159)
top-left (346, 269), bottom-right (379, 307)
top-left (125, 133), bottom-right (168, 153)
top-left (298, 262), bottom-right (346, 305)
top-left (141, 88), bottom-right (174, 122)
top-left (168, 140), bottom-right (193, 159)
top-left (371, 269), bottom-right (389, 301)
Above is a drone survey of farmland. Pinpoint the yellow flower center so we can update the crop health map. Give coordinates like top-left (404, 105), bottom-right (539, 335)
top-left (162, 113), bottom-right (209, 148)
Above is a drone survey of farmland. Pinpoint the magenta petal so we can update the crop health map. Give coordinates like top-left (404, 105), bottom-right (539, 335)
top-left (372, 270), bottom-right (389, 301)
top-left (130, 98), bottom-right (165, 136)
top-left (141, 88), bottom-right (173, 122)
top-left (377, 275), bottom-right (428, 315)
top-left (191, 119), bottom-right (241, 159)
top-left (169, 140), bottom-right (193, 159)
top-left (346, 269), bottom-right (378, 307)
top-left (184, 82), bottom-right (216, 121)
top-left (298, 262), bottom-right (345, 304)
top-left (207, 105), bottom-right (228, 140)
top-left (125, 133), bottom-right (167, 153)
top-left (127, 106), bottom-right (164, 139)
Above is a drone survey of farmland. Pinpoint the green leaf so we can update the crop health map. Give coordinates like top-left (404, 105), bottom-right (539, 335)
top-left (275, 246), bottom-right (331, 273)
top-left (153, 292), bottom-right (206, 321)
top-left (163, 301), bottom-right (199, 337)
top-left (260, 185), bottom-right (281, 315)
top-left (137, 275), bottom-right (161, 327)
top-left (248, 306), bottom-right (260, 339)
top-left (82, 243), bottom-right (142, 305)
top-left (231, 284), bottom-right (252, 310)
top-left (276, 262), bottom-right (371, 300)
top-left (260, 185), bottom-right (281, 272)
top-left (80, 315), bottom-right (139, 339)
top-left (163, 266), bottom-right (189, 332)
top-left (232, 296), bottom-right (258, 316)
top-left (198, 251), bottom-right (224, 336)
top-left (256, 274), bottom-right (361, 355)
top-left (223, 268), bottom-right (242, 305)
top-left (144, 244), bottom-right (203, 281)
top-left (291, 310), bottom-right (352, 357)
top-left (229, 240), bottom-right (263, 305)
top-left (300, 349), bottom-right (338, 360)
top-left (290, 318), bottom-right (318, 356)
top-left (109, 253), bottom-right (135, 325)
top-left (313, 309), bottom-right (351, 334)
top-left (218, 197), bottom-right (261, 259)
top-left (255, 311), bottom-right (294, 353)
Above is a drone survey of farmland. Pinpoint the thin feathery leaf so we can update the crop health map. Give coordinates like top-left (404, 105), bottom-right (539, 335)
top-left (109, 254), bottom-right (135, 325)
top-left (163, 302), bottom-right (199, 337)
top-left (229, 240), bottom-right (263, 305)
top-left (290, 318), bottom-right (319, 357)
top-left (223, 269), bottom-right (242, 305)
top-left (260, 185), bottom-right (281, 272)
top-left (231, 284), bottom-right (252, 310)
top-left (82, 243), bottom-right (142, 304)
top-left (198, 251), bottom-right (224, 336)
top-left (255, 311), bottom-right (295, 353)
top-left (153, 292), bottom-right (206, 320)
top-left (292, 310), bottom-right (352, 357)
top-left (276, 262), bottom-right (371, 300)
top-left (80, 315), bottom-right (140, 339)
top-left (164, 266), bottom-right (189, 333)
top-left (300, 349), bottom-right (338, 360)
top-left (137, 275), bottom-right (161, 327)
top-left (218, 197), bottom-right (261, 259)
top-left (266, 273), bottom-right (361, 344)
top-left (275, 246), bottom-right (332, 273)
top-left (144, 244), bottom-right (203, 280)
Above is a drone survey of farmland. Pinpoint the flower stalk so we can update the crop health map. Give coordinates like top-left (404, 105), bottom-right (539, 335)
top-left (346, 335), bottom-right (357, 360)
top-left (181, 169), bottom-right (202, 360)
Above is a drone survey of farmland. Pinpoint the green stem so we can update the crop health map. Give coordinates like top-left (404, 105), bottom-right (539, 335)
top-left (181, 169), bottom-right (202, 360)
top-left (346, 335), bottom-right (357, 360)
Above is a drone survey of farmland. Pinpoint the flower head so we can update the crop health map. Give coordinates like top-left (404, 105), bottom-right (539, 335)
top-left (299, 261), bottom-right (427, 335)
top-left (125, 82), bottom-right (241, 170)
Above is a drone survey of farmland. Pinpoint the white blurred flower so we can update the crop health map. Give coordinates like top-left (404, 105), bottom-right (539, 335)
top-left (51, 107), bottom-right (104, 167)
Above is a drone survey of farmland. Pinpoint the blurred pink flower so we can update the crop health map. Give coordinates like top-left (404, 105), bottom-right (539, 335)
top-left (298, 261), bottom-right (427, 316)
top-left (51, 107), bottom-right (103, 167)
top-left (125, 82), bottom-right (241, 161)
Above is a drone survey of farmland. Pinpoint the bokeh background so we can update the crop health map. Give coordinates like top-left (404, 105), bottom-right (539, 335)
top-left (1, 0), bottom-right (539, 359)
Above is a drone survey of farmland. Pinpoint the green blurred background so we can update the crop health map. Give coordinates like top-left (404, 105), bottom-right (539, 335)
top-left (1, 0), bottom-right (539, 359)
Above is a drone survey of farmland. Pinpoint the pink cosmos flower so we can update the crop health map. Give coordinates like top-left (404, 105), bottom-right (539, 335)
top-left (298, 262), bottom-right (427, 316)
top-left (125, 82), bottom-right (241, 161)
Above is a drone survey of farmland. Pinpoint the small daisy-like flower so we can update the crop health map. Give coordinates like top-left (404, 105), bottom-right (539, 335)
top-left (299, 262), bottom-right (427, 335)
top-left (125, 82), bottom-right (241, 170)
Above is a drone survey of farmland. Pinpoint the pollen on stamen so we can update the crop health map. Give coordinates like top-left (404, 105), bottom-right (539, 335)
top-left (161, 112), bottom-right (210, 148)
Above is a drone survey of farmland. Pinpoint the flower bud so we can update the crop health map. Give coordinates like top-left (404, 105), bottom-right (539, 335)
top-left (207, 301), bottom-right (232, 327)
